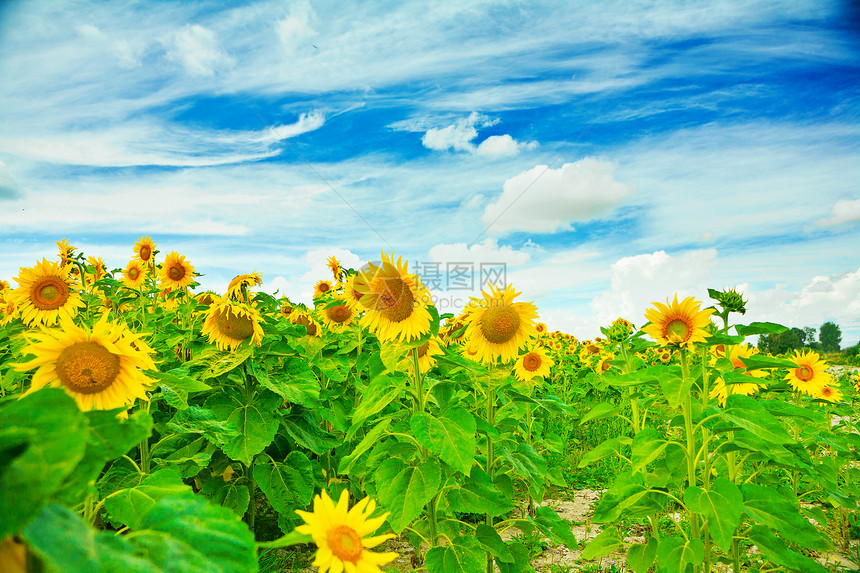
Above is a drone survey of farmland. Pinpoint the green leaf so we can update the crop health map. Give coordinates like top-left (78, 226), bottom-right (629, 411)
top-left (204, 387), bottom-right (281, 466)
top-left (105, 469), bottom-right (193, 529)
top-left (684, 478), bottom-right (743, 551)
top-left (631, 428), bottom-right (668, 473)
top-left (410, 408), bottom-right (476, 476)
top-left (351, 373), bottom-right (406, 428)
top-left (582, 526), bottom-right (622, 559)
top-left (281, 409), bottom-right (340, 455)
top-left (252, 358), bottom-right (320, 408)
top-left (734, 322), bottom-right (787, 336)
top-left (739, 354), bottom-right (797, 370)
top-left (627, 537), bottom-right (658, 573)
top-left (375, 457), bottom-right (441, 533)
top-left (446, 467), bottom-right (515, 518)
top-left (655, 535), bottom-right (704, 573)
top-left (201, 477), bottom-right (250, 517)
top-left (722, 394), bottom-right (793, 445)
top-left (425, 535), bottom-right (485, 573)
top-left (531, 505), bottom-right (577, 549)
top-left (166, 407), bottom-right (239, 444)
top-left (747, 524), bottom-right (827, 573)
top-left (580, 402), bottom-right (617, 424)
top-left (742, 484), bottom-right (828, 550)
top-left (593, 472), bottom-right (663, 523)
top-left (578, 436), bottom-right (625, 468)
top-left (253, 451), bottom-right (314, 524)
top-left (196, 345), bottom-right (255, 380)
top-left (133, 495), bottom-right (258, 573)
top-left (339, 417), bottom-right (392, 475)
top-left (496, 541), bottom-right (534, 573)
top-left (475, 524), bottom-right (515, 563)
top-left (657, 367), bottom-right (692, 409)
top-left (0, 388), bottom-right (89, 538)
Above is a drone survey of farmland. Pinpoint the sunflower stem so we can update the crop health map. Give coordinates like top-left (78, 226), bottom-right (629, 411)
top-left (485, 381), bottom-right (497, 573)
top-left (246, 461), bottom-right (257, 537)
top-left (679, 348), bottom-right (701, 561)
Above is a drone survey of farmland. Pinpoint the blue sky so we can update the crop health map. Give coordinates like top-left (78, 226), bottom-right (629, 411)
top-left (1, 0), bottom-right (859, 345)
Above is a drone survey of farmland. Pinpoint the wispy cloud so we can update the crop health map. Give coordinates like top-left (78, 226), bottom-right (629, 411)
top-left (817, 198), bottom-right (860, 226)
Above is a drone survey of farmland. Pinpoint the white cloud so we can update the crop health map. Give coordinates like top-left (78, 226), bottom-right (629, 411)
top-left (165, 24), bottom-right (234, 77)
top-left (481, 158), bottom-right (634, 235)
top-left (421, 113), bottom-right (536, 156)
top-left (591, 249), bottom-right (719, 326)
top-left (428, 238), bottom-right (532, 267)
top-left (699, 231), bottom-right (715, 243)
top-left (817, 198), bottom-right (860, 226)
top-left (276, 0), bottom-right (317, 53)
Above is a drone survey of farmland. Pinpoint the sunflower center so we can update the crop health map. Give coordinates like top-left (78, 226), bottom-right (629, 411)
top-left (327, 525), bottom-right (363, 563)
top-left (140, 246), bottom-right (151, 261)
top-left (523, 352), bottom-right (541, 372)
top-left (665, 319), bottom-right (690, 343)
top-left (215, 308), bottom-right (254, 341)
top-left (795, 366), bottom-right (814, 382)
top-left (377, 278), bottom-right (414, 323)
top-left (129, 267), bottom-right (140, 280)
top-left (318, 282), bottom-right (331, 293)
top-left (601, 360), bottom-right (612, 372)
top-left (168, 264), bottom-right (185, 281)
top-left (481, 305), bottom-right (521, 344)
top-left (31, 276), bottom-right (70, 310)
top-left (731, 358), bottom-right (745, 371)
top-left (326, 304), bottom-right (351, 324)
top-left (56, 341), bottom-right (121, 395)
top-left (412, 342), bottom-right (430, 359)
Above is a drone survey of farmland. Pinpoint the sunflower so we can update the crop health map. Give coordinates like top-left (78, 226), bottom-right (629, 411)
top-left (341, 273), bottom-right (366, 314)
top-left (14, 314), bottom-right (155, 412)
top-left (356, 252), bottom-right (434, 343)
top-left (133, 236), bottom-right (156, 264)
top-left (784, 349), bottom-right (831, 396)
top-left (201, 299), bottom-right (264, 351)
top-left (643, 294), bottom-right (714, 350)
top-left (319, 296), bottom-right (356, 332)
top-left (0, 299), bottom-right (17, 326)
top-left (535, 322), bottom-right (547, 336)
top-left (10, 258), bottom-right (85, 327)
top-left (56, 239), bottom-right (75, 267)
top-left (463, 284), bottom-right (537, 365)
top-left (290, 309), bottom-right (322, 338)
top-left (0, 279), bottom-right (9, 297)
top-left (295, 489), bottom-right (398, 573)
top-left (513, 344), bottom-right (554, 383)
top-left (709, 344), bottom-right (767, 406)
top-left (595, 353), bottom-right (616, 375)
top-left (327, 256), bottom-right (342, 281)
top-left (158, 251), bottom-right (196, 291)
top-left (117, 259), bottom-right (144, 290)
top-left (195, 291), bottom-right (219, 307)
top-left (815, 384), bottom-right (843, 403)
top-left (313, 279), bottom-right (335, 300)
top-left (401, 336), bottom-right (444, 374)
top-left (225, 271), bottom-right (263, 303)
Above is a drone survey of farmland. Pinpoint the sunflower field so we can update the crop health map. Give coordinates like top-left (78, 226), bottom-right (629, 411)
top-left (0, 239), bottom-right (858, 573)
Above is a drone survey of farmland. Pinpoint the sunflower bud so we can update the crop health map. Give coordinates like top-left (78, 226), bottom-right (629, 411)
top-left (708, 288), bottom-right (747, 315)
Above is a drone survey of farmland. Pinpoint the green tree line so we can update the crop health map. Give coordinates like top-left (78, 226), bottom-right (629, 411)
top-left (757, 321), bottom-right (846, 354)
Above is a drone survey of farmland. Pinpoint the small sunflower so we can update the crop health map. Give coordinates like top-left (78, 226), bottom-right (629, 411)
top-left (462, 283), bottom-right (538, 365)
top-left (0, 299), bottom-right (17, 326)
top-left (14, 314), bottom-right (155, 412)
top-left (401, 336), bottom-right (444, 374)
top-left (195, 291), bottom-right (219, 308)
top-left (226, 271), bottom-right (263, 303)
top-left (643, 294), bottom-right (714, 349)
top-left (710, 344), bottom-right (767, 406)
top-left (290, 309), bottom-right (322, 338)
top-left (158, 251), bottom-right (196, 291)
top-left (815, 384), bottom-right (842, 403)
top-left (120, 259), bottom-right (147, 290)
top-left (0, 279), bottom-right (10, 297)
top-left (319, 296), bottom-right (356, 332)
top-left (56, 239), bottom-right (75, 267)
top-left (356, 252), bottom-right (434, 343)
top-left (295, 489), bottom-right (398, 573)
top-left (201, 299), bottom-right (264, 351)
top-left (784, 349), bottom-right (830, 396)
top-left (327, 256), bottom-right (342, 281)
top-left (314, 279), bottom-right (335, 300)
top-left (133, 236), bottom-right (156, 264)
top-left (595, 353), bottom-right (615, 375)
top-left (10, 258), bottom-right (85, 326)
top-left (342, 273), bottom-right (366, 314)
top-left (513, 344), bottom-right (554, 383)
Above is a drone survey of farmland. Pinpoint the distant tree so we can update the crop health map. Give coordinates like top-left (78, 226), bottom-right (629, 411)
top-left (819, 322), bottom-right (842, 353)
top-left (758, 328), bottom-right (804, 355)
top-left (803, 326), bottom-right (822, 350)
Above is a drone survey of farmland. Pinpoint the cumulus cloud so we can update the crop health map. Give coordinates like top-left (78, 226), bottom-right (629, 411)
top-left (293, 247), bottom-right (364, 304)
top-left (428, 238), bottom-right (533, 268)
top-left (591, 249), bottom-right (719, 325)
top-left (481, 158), bottom-right (633, 235)
top-left (818, 198), bottom-right (860, 226)
top-left (165, 24), bottom-right (234, 77)
top-left (0, 161), bottom-right (25, 200)
top-left (421, 113), bottom-right (536, 156)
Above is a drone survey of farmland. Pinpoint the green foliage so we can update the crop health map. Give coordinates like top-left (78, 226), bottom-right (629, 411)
top-left (820, 320), bottom-right (842, 352)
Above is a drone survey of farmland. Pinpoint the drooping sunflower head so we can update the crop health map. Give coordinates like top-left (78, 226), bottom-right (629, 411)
top-left (319, 296), bottom-right (356, 332)
top-left (158, 251), bottom-right (196, 291)
top-left (327, 256), bottom-right (341, 280)
top-left (463, 283), bottom-right (538, 365)
top-left (56, 239), bottom-right (75, 266)
top-left (513, 344), bottom-right (554, 383)
top-left (401, 336), bottom-right (445, 374)
top-left (784, 349), bottom-right (830, 396)
top-left (643, 294), bottom-right (714, 349)
top-left (357, 252), bottom-right (434, 343)
top-left (295, 489), bottom-right (397, 573)
top-left (195, 291), bottom-right (219, 308)
top-left (85, 256), bottom-right (108, 288)
top-left (201, 299), bottom-right (264, 351)
top-left (290, 309), bottom-right (322, 338)
top-left (595, 353), bottom-right (616, 375)
top-left (10, 258), bottom-right (85, 327)
top-left (14, 314), bottom-right (156, 412)
top-left (133, 236), bottom-right (156, 264)
top-left (709, 344), bottom-right (766, 406)
top-left (226, 271), bottom-right (263, 303)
